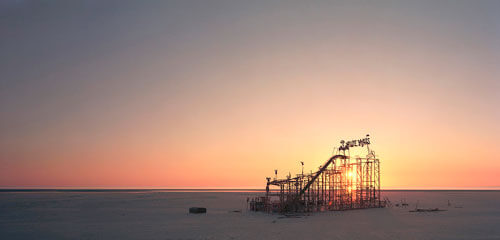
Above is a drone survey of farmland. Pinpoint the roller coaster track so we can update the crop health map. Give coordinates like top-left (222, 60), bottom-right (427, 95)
top-left (298, 154), bottom-right (347, 197)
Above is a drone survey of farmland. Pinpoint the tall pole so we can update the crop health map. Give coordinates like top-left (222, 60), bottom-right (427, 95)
top-left (301, 161), bottom-right (304, 176)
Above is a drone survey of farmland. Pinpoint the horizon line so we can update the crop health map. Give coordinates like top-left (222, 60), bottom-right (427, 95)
top-left (1, 187), bottom-right (499, 191)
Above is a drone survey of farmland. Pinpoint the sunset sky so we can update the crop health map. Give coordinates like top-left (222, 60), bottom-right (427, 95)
top-left (1, 0), bottom-right (499, 189)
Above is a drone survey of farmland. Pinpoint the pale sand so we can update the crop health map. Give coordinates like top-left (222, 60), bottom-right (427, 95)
top-left (0, 190), bottom-right (499, 240)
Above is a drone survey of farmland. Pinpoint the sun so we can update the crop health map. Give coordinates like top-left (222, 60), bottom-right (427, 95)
top-left (348, 171), bottom-right (355, 179)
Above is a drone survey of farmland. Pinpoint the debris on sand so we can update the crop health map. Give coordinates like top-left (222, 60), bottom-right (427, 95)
top-left (409, 208), bottom-right (447, 212)
top-left (395, 199), bottom-right (409, 208)
top-left (189, 207), bottom-right (207, 214)
top-left (278, 213), bottom-right (303, 219)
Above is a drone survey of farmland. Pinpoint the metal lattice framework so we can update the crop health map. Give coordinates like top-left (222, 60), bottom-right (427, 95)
top-left (249, 135), bottom-right (382, 213)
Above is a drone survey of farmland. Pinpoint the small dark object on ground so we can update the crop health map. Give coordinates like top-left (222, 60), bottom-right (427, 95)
top-left (189, 207), bottom-right (207, 214)
top-left (232, 210), bottom-right (242, 213)
top-left (278, 213), bottom-right (303, 219)
top-left (409, 208), bottom-right (447, 212)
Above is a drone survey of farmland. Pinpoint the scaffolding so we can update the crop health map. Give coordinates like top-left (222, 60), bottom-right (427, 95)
top-left (249, 135), bottom-right (383, 213)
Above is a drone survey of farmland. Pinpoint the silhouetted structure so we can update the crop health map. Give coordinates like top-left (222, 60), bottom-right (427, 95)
top-left (249, 135), bottom-right (383, 213)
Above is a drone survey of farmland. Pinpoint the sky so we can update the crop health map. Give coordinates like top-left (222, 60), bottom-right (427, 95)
top-left (1, 0), bottom-right (499, 189)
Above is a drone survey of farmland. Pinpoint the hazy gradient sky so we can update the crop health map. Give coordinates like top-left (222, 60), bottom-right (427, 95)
top-left (1, 0), bottom-right (499, 189)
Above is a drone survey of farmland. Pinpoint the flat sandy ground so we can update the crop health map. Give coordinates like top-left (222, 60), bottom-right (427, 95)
top-left (0, 190), bottom-right (499, 240)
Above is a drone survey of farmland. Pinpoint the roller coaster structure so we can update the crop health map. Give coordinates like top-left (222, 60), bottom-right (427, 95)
top-left (249, 135), bottom-right (383, 213)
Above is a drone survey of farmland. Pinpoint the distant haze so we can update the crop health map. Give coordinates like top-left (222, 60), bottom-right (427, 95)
top-left (1, 0), bottom-right (499, 189)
